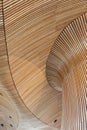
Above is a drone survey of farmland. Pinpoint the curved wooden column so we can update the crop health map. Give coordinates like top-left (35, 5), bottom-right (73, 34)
top-left (46, 13), bottom-right (86, 130)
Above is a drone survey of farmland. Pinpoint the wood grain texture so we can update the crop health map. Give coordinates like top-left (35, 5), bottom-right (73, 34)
top-left (0, 1), bottom-right (49, 130)
top-left (46, 13), bottom-right (86, 130)
top-left (0, 0), bottom-right (87, 130)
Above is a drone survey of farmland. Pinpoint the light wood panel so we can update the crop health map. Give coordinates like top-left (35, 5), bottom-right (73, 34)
top-left (0, 0), bottom-right (87, 130)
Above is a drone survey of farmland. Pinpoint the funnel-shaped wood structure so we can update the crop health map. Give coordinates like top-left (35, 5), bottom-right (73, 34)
top-left (0, 1), bottom-right (86, 130)
top-left (46, 13), bottom-right (86, 130)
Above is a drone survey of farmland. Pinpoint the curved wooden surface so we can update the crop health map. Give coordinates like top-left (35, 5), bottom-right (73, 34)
top-left (0, 0), bottom-right (87, 130)
top-left (46, 14), bottom-right (86, 91)
top-left (46, 13), bottom-right (86, 130)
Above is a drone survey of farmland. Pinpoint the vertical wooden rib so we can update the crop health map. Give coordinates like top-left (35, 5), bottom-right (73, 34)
top-left (46, 14), bottom-right (86, 130)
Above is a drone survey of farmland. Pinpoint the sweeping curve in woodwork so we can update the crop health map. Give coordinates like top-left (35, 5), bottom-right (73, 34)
top-left (1, 1), bottom-right (87, 130)
top-left (46, 13), bottom-right (86, 130)
top-left (0, 1), bottom-right (54, 129)
top-left (2, 1), bottom-right (62, 128)
top-left (46, 13), bottom-right (86, 91)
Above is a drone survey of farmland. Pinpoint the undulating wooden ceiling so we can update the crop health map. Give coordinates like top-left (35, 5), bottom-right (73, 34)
top-left (0, 0), bottom-right (87, 130)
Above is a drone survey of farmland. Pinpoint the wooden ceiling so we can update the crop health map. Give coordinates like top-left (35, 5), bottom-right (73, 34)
top-left (47, 12), bottom-right (86, 130)
top-left (0, 0), bottom-right (87, 130)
